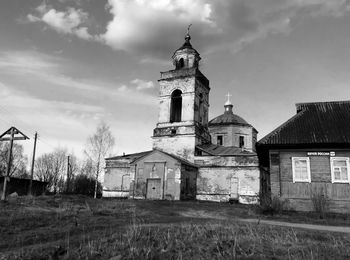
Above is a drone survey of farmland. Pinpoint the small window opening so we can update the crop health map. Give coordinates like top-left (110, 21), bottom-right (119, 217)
top-left (199, 93), bottom-right (204, 124)
top-left (217, 135), bottom-right (223, 146)
top-left (170, 89), bottom-right (182, 122)
top-left (239, 136), bottom-right (245, 148)
top-left (171, 129), bottom-right (176, 135)
top-left (178, 58), bottom-right (184, 69)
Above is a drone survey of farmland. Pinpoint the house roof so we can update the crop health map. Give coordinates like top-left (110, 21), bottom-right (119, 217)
top-left (258, 101), bottom-right (350, 146)
top-left (196, 143), bottom-right (256, 156)
top-left (105, 150), bottom-right (152, 162)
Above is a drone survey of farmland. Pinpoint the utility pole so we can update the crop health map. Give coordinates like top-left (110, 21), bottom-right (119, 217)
top-left (66, 155), bottom-right (70, 193)
top-left (0, 127), bottom-right (29, 201)
top-left (28, 132), bottom-right (38, 196)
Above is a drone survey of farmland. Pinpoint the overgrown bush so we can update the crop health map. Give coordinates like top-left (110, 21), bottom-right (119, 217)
top-left (311, 190), bottom-right (329, 219)
top-left (258, 192), bottom-right (290, 215)
top-left (73, 174), bottom-right (102, 197)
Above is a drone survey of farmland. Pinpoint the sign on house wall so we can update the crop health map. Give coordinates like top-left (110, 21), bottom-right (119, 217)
top-left (307, 151), bottom-right (335, 156)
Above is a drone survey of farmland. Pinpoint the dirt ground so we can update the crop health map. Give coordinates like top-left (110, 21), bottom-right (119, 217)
top-left (1, 195), bottom-right (350, 259)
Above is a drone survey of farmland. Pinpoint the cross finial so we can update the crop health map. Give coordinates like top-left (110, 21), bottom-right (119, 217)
top-left (187, 24), bottom-right (192, 35)
top-left (226, 92), bottom-right (232, 103)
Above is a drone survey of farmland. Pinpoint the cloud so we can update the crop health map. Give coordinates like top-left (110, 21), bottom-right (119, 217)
top-left (131, 79), bottom-right (155, 90)
top-left (27, 3), bottom-right (96, 41)
top-left (0, 52), bottom-right (158, 156)
top-left (100, 0), bottom-right (350, 57)
top-left (101, 0), bottom-right (215, 57)
top-left (0, 51), bottom-right (157, 107)
top-left (25, 0), bottom-right (350, 58)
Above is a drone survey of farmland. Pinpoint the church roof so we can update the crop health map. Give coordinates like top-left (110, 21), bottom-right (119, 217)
top-left (209, 111), bottom-right (252, 127)
top-left (105, 150), bottom-right (152, 162)
top-left (130, 149), bottom-right (198, 168)
top-left (196, 143), bottom-right (256, 156)
top-left (258, 100), bottom-right (350, 146)
top-left (173, 30), bottom-right (200, 57)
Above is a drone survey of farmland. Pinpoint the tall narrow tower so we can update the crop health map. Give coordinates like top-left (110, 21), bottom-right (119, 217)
top-left (152, 30), bottom-right (211, 162)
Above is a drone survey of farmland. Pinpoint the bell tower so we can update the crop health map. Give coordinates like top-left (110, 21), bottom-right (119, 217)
top-left (152, 28), bottom-right (211, 162)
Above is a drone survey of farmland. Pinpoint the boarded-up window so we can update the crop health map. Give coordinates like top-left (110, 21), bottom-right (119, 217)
top-left (170, 89), bottom-right (182, 122)
top-left (292, 157), bottom-right (311, 183)
top-left (330, 157), bottom-right (350, 183)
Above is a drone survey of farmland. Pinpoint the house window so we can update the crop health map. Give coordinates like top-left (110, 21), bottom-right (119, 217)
top-left (292, 157), bottom-right (311, 183)
top-left (170, 89), bottom-right (182, 122)
top-left (239, 136), bottom-right (245, 148)
top-left (217, 135), bottom-right (223, 146)
top-left (330, 157), bottom-right (350, 183)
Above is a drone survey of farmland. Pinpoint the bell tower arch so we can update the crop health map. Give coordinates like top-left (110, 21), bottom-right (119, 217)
top-left (152, 29), bottom-right (211, 162)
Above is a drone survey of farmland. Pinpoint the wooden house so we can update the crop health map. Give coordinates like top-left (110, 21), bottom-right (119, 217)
top-left (257, 101), bottom-right (350, 213)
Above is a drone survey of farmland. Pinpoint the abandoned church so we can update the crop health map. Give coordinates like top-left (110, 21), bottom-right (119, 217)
top-left (103, 32), bottom-right (260, 203)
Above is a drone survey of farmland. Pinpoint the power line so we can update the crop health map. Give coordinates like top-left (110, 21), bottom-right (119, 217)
top-left (0, 105), bottom-right (57, 148)
top-left (0, 105), bottom-right (37, 135)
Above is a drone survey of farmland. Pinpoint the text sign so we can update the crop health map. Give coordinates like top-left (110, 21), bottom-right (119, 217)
top-left (307, 151), bottom-right (335, 156)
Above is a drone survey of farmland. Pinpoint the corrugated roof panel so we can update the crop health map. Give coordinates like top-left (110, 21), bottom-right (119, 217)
top-left (258, 101), bottom-right (350, 145)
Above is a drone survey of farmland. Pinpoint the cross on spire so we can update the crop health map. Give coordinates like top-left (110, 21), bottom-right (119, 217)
top-left (187, 24), bottom-right (192, 35)
top-left (226, 92), bottom-right (232, 103)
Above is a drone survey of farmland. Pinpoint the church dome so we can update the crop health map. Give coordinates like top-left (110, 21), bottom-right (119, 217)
top-left (209, 111), bottom-right (251, 127)
top-left (209, 93), bottom-right (252, 127)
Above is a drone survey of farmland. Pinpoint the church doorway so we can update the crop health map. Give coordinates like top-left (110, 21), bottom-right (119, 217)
top-left (146, 178), bottom-right (162, 199)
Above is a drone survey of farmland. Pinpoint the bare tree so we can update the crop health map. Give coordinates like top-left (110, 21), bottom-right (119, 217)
top-left (35, 148), bottom-right (67, 193)
top-left (80, 157), bottom-right (94, 178)
top-left (85, 122), bottom-right (115, 198)
top-left (0, 142), bottom-right (28, 177)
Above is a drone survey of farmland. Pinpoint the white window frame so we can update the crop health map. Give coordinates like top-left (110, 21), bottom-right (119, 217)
top-left (330, 157), bottom-right (350, 184)
top-left (292, 157), bottom-right (311, 183)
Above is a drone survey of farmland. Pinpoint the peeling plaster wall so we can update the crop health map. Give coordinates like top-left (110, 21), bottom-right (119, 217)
top-left (153, 135), bottom-right (196, 162)
top-left (157, 76), bottom-right (196, 123)
top-left (209, 125), bottom-right (257, 152)
top-left (195, 155), bottom-right (260, 204)
top-left (131, 151), bottom-right (196, 200)
top-left (103, 160), bottom-right (132, 197)
top-left (180, 165), bottom-right (197, 200)
top-left (194, 155), bottom-right (259, 167)
top-left (153, 68), bottom-right (211, 163)
top-left (102, 190), bottom-right (129, 198)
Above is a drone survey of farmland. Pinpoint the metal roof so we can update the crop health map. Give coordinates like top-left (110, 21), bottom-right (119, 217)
top-left (258, 101), bottom-right (350, 146)
top-left (105, 150), bottom-right (152, 162)
top-left (196, 143), bottom-right (256, 156)
top-left (106, 149), bottom-right (197, 167)
top-left (132, 149), bottom-right (197, 168)
top-left (209, 111), bottom-right (252, 127)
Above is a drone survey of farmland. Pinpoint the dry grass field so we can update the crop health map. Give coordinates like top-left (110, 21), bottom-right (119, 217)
top-left (1, 195), bottom-right (350, 259)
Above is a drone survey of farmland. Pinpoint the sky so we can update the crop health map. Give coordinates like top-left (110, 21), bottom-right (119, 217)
top-left (1, 0), bottom-right (350, 160)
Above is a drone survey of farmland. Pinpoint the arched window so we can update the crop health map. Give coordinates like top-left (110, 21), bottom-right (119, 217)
top-left (170, 89), bottom-right (182, 122)
top-left (178, 58), bottom-right (184, 69)
top-left (199, 93), bottom-right (203, 124)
